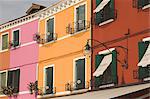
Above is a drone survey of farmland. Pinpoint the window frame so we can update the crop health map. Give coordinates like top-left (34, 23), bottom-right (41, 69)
top-left (74, 2), bottom-right (87, 33)
top-left (73, 56), bottom-right (87, 89)
top-left (0, 32), bottom-right (9, 51)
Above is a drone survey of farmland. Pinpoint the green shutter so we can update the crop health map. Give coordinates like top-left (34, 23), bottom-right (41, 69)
top-left (2, 34), bottom-right (8, 50)
top-left (138, 41), bottom-right (150, 79)
top-left (111, 50), bottom-right (118, 84)
top-left (110, 0), bottom-right (115, 19)
top-left (94, 50), bottom-right (118, 87)
top-left (13, 30), bottom-right (19, 46)
top-left (138, 0), bottom-right (149, 8)
top-left (95, 0), bottom-right (102, 25)
top-left (94, 54), bottom-right (104, 87)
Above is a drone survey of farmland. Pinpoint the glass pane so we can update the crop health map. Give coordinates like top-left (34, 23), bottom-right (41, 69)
top-left (2, 34), bottom-right (8, 50)
top-left (13, 30), bottom-right (19, 46)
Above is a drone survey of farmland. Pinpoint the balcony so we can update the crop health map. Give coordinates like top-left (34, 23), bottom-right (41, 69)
top-left (33, 33), bottom-right (57, 44)
top-left (65, 81), bottom-right (90, 91)
top-left (66, 20), bottom-right (90, 34)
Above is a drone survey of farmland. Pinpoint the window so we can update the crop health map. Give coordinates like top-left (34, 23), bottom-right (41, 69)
top-left (7, 69), bottom-right (20, 93)
top-left (75, 58), bottom-right (85, 90)
top-left (138, 41), bottom-right (150, 80)
top-left (0, 72), bottom-right (7, 95)
top-left (44, 66), bottom-right (54, 94)
top-left (95, 0), bottom-right (115, 25)
top-left (13, 30), bottom-right (20, 47)
top-left (1, 34), bottom-right (8, 50)
top-left (137, 0), bottom-right (150, 9)
top-left (76, 4), bottom-right (86, 32)
top-left (46, 18), bottom-right (54, 42)
top-left (94, 49), bottom-right (117, 88)
top-left (0, 69), bottom-right (20, 95)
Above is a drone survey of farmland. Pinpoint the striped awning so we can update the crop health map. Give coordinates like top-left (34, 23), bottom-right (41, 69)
top-left (138, 44), bottom-right (150, 67)
top-left (93, 0), bottom-right (110, 13)
top-left (93, 54), bottom-right (112, 77)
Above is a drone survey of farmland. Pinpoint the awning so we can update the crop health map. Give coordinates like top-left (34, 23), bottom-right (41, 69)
top-left (138, 44), bottom-right (150, 67)
top-left (93, 0), bottom-right (110, 13)
top-left (93, 54), bottom-right (112, 77)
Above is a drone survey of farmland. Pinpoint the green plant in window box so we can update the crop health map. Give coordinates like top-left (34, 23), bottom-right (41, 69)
top-left (2, 86), bottom-right (18, 97)
top-left (27, 81), bottom-right (43, 96)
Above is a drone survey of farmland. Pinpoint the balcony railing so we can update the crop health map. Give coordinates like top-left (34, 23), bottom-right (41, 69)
top-left (33, 33), bottom-right (57, 44)
top-left (65, 81), bottom-right (90, 91)
top-left (66, 20), bottom-right (90, 34)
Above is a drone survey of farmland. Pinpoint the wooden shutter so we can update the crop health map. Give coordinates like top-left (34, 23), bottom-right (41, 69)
top-left (94, 50), bottom-right (117, 87)
top-left (94, 54), bottom-right (104, 87)
top-left (138, 41), bottom-right (150, 79)
top-left (110, 0), bottom-right (115, 19)
top-left (95, 0), bottom-right (102, 25)
top-left (45, 67), bottom-right (53, 94)
top-left (111, 50), bottom-right (118, 84)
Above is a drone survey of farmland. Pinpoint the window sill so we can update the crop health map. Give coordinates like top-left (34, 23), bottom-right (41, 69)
top-left (142, 4), bottom-right (150, 10)
top-left (37, 89), bottom-right (89, 99)
top-left (99, 83), bottom-right (115, 89)
top-left (0, 49), bottom-right (8, 53)
top-left (0, 94), bottom-right (6, 97)
top-left (143, 77), bottom-right (150, 81)
top-left (99, 19), bottom-right (114, 26)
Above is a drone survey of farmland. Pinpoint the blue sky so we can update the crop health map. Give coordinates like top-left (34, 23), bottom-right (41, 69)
top-left (0, 0), bottom-right (59, 24)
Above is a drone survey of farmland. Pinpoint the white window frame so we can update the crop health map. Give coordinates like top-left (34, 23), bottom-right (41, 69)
top-left (43, 64), bottom-right (55, 94)
top-left (45, 16), bottom-right (56, 43)
top-left (12, 28), bottom-right (21, 47)
top-left (74, 2), bottom-right (87, 33)
top-left (0, 32), bottom-right (9, 52)
top-left (73, 56), bottom-right (87, 89)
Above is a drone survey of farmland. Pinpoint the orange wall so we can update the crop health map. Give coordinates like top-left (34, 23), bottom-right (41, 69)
top-left (38, 0), bottom-right (91, 92)
top-left (0, 30), bottom-right (10, 70)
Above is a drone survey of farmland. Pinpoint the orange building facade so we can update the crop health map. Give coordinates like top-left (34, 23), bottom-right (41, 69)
top-left (36, 0), bottom-right (91, 98)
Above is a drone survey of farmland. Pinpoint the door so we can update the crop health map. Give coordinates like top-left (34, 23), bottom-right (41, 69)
top-left (45, 67), bottom-right (53, 94)
top-left (75, 58), bottom-right (85, 90)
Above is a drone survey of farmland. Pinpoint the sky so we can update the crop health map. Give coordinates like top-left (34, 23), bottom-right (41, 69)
top-left (0, 0), bottom-right (59, 25)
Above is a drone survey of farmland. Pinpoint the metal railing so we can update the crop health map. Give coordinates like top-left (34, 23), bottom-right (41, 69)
top-left (9, 40), bottom-right (20, 49)
top-left (66, 20), bottom-right (90, 34)
top-left (65, 81), bottom-right (90, 91)
top-left (33, 33), bottom-right (57, 44)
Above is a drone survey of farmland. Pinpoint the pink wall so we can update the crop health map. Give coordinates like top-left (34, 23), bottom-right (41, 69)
top-left (9, 19), bottom-right (38, 98)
